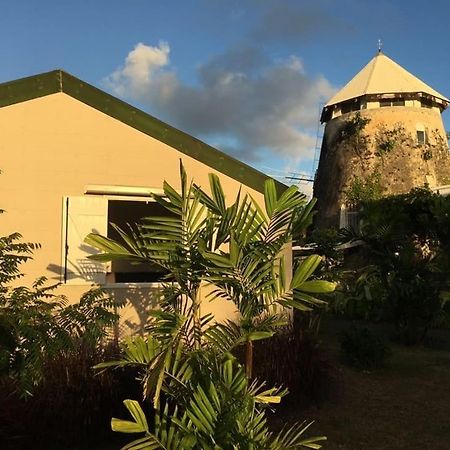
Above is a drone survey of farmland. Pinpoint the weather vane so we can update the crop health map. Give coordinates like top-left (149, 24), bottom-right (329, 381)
top-left (378, 39), bottom-right (383, 54)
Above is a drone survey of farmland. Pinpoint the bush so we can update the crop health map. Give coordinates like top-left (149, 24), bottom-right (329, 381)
top-left (0, 344), bottom-right (141, 450)
top-left (252, 327), bottom-right (335, 406)
top-left (0, 221), bottom-right (120, 393)
top-left (340, 326), bottom-right (390, 370)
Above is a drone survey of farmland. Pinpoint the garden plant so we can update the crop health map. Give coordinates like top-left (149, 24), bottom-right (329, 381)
top-left (87, 162), bottom-right (335, 449)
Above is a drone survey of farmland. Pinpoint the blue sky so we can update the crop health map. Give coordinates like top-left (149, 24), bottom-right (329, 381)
top-left (2, 0), bottom-right (450, 192)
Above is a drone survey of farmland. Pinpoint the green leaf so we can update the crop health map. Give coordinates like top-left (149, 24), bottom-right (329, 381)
top-left (264, 178), bottom-right (278, 217)
top-left (297, 280), bottom-right (336, 294)
top-left (247, 331), bottom-right (274, 341)
top-left (111, 400), bottom-right (150, 435)
top-left (121, 436), bottom-right (154, 450)
top-left (290, 255), bottom-right (322, 289)
top-left (111, 418), bottom-right (146, 434)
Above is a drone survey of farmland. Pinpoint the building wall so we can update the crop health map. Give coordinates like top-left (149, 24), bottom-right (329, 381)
top-left (314, 106), bottom-right (450, 228)
top-left (0, 93), bottom-right (266, 332)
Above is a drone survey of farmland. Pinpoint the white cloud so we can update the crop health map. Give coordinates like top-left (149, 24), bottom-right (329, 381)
top-left (105, 41), bottom-right (172, 98)
top-left (105, 42), bottom-right (336, 164)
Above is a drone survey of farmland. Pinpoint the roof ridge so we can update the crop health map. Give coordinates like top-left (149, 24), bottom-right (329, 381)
top-left (363, 53), bottom-right (380, 95)
top-left (0, 69), bottom-right (286, 194)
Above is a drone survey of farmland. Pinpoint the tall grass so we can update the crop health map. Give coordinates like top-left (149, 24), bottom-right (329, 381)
top-left (0, 344), bottom-right (142, 450)
top-left (252, 327), bottom-right (335, 407)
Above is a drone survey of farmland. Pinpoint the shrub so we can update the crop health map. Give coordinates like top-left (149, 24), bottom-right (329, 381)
top-left (0, 222), bottom-right (120, 393)
top-left (89, 165), bottom-right (332, 448)
top-left (0, 344), bottom-right (140, 450)
top-left (252, 327), bottom-right (335, 406)
top-left (340, 326), bottom-right (390, 370)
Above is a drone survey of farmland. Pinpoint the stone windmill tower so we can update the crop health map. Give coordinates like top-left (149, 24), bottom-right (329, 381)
top-left (313, 51), bottom-right (450, 228)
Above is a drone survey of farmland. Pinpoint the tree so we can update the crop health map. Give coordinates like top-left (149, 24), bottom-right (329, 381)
top-left (0, 210), bottom-right (119, 394)
top-left (88, 163), bottom-right (334, 448)
top-left (340, 188), bottom-right (450, 344)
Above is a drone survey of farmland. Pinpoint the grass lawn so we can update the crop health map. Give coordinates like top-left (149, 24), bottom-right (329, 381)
top-left (277, 320), bottom-right (450, 450)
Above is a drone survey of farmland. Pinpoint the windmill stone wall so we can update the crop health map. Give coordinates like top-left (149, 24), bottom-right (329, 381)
top-left (313, 53), bottom-right (450, 229)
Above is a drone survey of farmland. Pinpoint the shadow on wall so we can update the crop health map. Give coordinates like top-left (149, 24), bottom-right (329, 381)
top-left (47, 261), bottom-right (164, 335)
top-left (105, 284), bottom-right (164, 335)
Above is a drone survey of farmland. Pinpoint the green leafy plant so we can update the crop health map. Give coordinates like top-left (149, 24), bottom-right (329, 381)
top-left (87, 163), bottom-right (334, 380)
top-left (0, 215), bottom-right (119, 394)
top-left (111, 355), bottom-right (326, 449)
top-left (339, 113), bottom-right (370, 142)
top-left (87, 163), bottom-right (335, 448)
top-left (337, 112), bottom-right (371, 156)
top-left (340, 188), bottom-right (450, 344)
top-left (344, 170), bottom-right (383, 207)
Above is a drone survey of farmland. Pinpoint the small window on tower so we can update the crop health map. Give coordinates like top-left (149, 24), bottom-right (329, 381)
top-left (392, 99), bottom-right (405, 107)
top-left (420, 98), bottom-right (433, 109)
top-left (340, 99), bottom-right (361, 114)
top-left (416, 123), bottom-right (427, 145)
top-left (380, 98), bottom-right (405, 107)
top-left (417, 130), bottom-right (426, 145)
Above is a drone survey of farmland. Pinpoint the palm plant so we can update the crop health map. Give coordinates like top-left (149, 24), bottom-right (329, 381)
top-left (111, 354), bottom-right (326, 449)
top-left (87, 162), bottom-right (334, 448)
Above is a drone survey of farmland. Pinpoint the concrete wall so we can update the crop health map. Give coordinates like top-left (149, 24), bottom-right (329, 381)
top-left (0, 93), bottom-right (266, 332)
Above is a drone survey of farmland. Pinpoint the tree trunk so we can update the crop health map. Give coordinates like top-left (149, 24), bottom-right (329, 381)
top-left (245, 340), bottom-right (253, 379)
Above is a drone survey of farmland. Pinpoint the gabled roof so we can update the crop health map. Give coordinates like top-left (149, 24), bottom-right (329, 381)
top-left (325, 52), bottom-right (449, 107)
top-left (0, 69), bottom-right (286, 194)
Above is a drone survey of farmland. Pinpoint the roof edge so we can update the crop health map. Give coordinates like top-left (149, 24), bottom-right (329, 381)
top-left (0, 69), bottom-right (288, 195)
top-left (0, 70), bottom-right (61, 108)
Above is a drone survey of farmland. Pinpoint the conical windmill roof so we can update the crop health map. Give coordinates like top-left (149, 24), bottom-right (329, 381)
top-left (325, 52), bottom-right (449, 107)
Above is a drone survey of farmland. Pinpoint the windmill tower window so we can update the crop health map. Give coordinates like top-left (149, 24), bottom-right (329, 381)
top-left (379, 98), bottom-right (405, 107)
top-left (340, 99), bottom-right (361, 114)
top-left (420, 98), bottom-right (433, 109)
top-left (417, 131), bottom-right (426, 145)
top-left (416, 123), bottom-right (428, 145)
top-left (417, 130), bottom-right (428, 145)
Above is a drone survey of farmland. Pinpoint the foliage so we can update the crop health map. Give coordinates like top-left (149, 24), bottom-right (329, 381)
top-left (337, 112), bottom-right (371, 156)
top-left (111, 354), bottom-right (326, 449)
top-left (0, 219), bottom-right (119, 394)
top-left (344, 171), bottom-right (383, 207)
top-left (330, 266), bottom-right (386, 322)
top-left (374, 124), bottom-right (407, 158)
top-left (87, 162), bottom-right (334, 380)
top-left (339, 113), bottom-right (371, 142)
top-left (340, 326), bottom-right (390, 370)
top-left (0, 344), bottom-right (139, 449)
top-left (340, 188), bottom-right (450, 344)
top-left (252, 327), bottom-right (334, 406)
top-left (87, 163), bottom-right (335, 448)
top-left (422, 148), bottom-right (433, 161)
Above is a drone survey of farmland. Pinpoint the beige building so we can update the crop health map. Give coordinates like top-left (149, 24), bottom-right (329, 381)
top-left (0, 70), bottom-right (285, 331)
top-left (314, 52), bottom-right (450, 228)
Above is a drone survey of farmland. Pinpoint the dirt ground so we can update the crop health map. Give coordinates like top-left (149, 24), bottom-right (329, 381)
top-left (277, 329), bottom-right (450, 450)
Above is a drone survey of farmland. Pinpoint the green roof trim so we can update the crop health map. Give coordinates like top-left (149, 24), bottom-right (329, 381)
top-left (0, 69), bottom-right (287, 195)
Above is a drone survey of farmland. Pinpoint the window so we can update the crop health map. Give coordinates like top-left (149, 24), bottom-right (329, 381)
top-left (420, 98), bottom-right (433, 109)
top-left (340, 99), bottom-right (361, 114)
top-left (107, 200), bottom-right (171, 283)
top-left (417, 130), bottom-right (426, 145)
top-left (379, 98), bottom-right (405, 107)
top-left (339, 206), bottom-right (360, 233)
top-left (62, 196), bottom-right (172, 285)
top-left (416, 123), bottom-right (428, 145)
